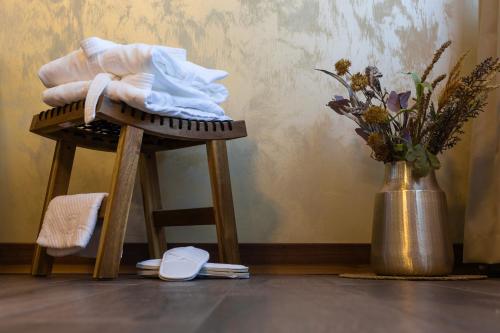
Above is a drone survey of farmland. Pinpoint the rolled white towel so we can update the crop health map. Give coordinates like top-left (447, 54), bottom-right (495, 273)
top-left (42, 73), bottom-right (229, 121)
top-left (42, 81), bottom-right (90, 107)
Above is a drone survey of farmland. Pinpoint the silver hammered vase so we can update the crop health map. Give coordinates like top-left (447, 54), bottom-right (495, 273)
top-left (371, 161), bottom-right (454, 276)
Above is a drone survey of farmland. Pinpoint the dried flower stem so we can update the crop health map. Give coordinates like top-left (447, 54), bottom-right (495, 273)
top-left (421, 40), bottom-right (451, 82)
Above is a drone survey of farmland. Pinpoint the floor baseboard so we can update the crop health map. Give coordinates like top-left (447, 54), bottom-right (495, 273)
top-left (0, 243), bottom-right (480, 275)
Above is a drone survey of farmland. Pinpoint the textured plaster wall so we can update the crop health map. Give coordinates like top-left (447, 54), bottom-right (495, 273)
top-left (0, 0), bottom-right (477, 243)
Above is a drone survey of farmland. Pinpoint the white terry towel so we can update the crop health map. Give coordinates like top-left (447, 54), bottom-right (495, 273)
top-left (38, 37), bottom-right (227, 103)
top-left (36, 193), bottom-right (107, 257)
top-left (42, 73), bottom-right (228, 121)
top-left (38, 37), bottom-right (185, 87)
top-left (39, 37), bottom-right (230, 122)
top-left (42, 81), bottom-right (91, 107)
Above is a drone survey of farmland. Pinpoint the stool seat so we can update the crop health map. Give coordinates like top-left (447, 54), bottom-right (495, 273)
top-left (30, 97), bottom-right (247, 152)
top-left (31, 97), bottom-right (246, 279)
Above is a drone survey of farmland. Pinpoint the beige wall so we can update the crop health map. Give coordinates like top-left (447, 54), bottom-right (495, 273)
top-left (0, 0), bottom-right (477, 244)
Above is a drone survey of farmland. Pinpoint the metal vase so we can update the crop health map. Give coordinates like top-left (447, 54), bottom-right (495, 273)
top-left (371, 161), bottom-right (454, 276)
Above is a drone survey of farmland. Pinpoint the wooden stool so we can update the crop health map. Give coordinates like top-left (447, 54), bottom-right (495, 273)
top-left (30, 97), bottom-right (247, 279)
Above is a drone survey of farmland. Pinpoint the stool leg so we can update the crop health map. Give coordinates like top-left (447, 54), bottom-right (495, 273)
top-left (139, 152), bottom-right (166, 258)
top-left (32, 140), bottom-right (76, 276)
top-left (93, 125), bottom-right (143, 279)
top-left (206, 140), bottom-right (240, 264)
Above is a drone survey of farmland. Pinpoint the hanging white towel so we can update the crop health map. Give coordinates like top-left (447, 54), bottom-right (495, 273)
top-left (36, 193), bottom-right (107, 257)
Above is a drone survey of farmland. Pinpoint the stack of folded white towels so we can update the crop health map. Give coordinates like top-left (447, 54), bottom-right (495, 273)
top-left (39, 37), bottom-right (230, 123)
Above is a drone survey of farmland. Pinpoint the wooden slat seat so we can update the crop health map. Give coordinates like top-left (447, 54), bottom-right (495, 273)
top-left (31, 96), bottom-right (245, 279)
top-left (30, 97), bottom-right (247, 152)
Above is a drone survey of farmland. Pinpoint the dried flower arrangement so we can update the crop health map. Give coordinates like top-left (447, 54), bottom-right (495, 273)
top-left (318, 41), bottom-right (500, 176)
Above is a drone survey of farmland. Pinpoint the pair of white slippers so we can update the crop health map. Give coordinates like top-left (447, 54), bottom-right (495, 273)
top-left (137, 246), bottom-right (249, 281)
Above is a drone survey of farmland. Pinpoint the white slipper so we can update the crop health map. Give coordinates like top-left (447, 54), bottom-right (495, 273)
top-left (159, 246), bottom-right (209, 281)
top-left (198, 271), bottom-right (250, 279)
top-left (201, 263), bottom-right (248, 273)
top-left (199, 263), bottom-right (249, 279)
top-left (137, 269), bottom-right (159, 278)
top-left (136, 258), bottom-right (162, 270)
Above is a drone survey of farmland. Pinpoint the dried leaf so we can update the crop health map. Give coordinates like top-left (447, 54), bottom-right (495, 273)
top-left (327, 98), bottom-right (350, 115)
top-left (399, 91), bottom-right (411, 109)
top-left (355, 128), bottom-right (369, 140)
top-left (387, 91), bottom-right (411, 112)
top-left (316, 68), bottom-right (361, 107)
top-left (387, 91), bottom-right (400, 112)
top-left (427, 152), bottom-right (441, 169)
top-left (400, 128), bottom-right (412, 144)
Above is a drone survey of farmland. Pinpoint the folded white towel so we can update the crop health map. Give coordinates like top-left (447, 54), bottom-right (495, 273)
top-left (42, 81), bottom-right (91, 107)
top-left (42, 73), bottom-right (147, 108)
top-left (42, 73), bottom-right (229, 122)
top-left (38, 49), bottom-right (99, 88)
top-left (84, 37), bottom-right (226, 88)
top-left (36, 193), bottom-right (107, 257)
top-left (38, 37), bottom-right (185, 88)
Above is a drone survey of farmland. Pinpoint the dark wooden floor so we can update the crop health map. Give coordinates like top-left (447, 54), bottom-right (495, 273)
top-left (0, 274), bottom-right (499, 333)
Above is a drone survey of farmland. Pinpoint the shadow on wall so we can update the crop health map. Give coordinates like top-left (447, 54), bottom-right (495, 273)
top-left (0, 55), bottom-right (8, 218)
top-left (123, 138), bottom-right (280, 244)
top-left (0, 55), bottom-right (65, 242)
top-left (267, 111), bottom-right (382, 242)
top-left (441, 154), bottom-right (469, 243)
top-left (228, 138), bottom-right (281, 243)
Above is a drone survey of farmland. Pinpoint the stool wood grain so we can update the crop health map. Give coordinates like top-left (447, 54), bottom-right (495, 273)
top-left (94, 125), bottom-right (143, 279)
top-left (207, 140), bottom-right (240, 264)
top-left (31, 140), bottom-right (75, 276)
top-left (139, 152), bottom-right (165, 259)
